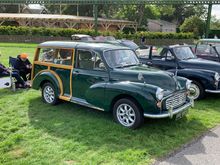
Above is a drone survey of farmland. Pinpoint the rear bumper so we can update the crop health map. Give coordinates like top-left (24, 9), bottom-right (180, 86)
top-left (144, 99), bottom-right (194, 119)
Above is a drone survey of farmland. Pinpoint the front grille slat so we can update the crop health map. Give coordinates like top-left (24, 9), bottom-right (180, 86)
top-left (165, 92), bottom-right (186, 110)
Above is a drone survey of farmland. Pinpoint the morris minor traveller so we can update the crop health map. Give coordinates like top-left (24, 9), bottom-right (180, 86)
top-left (31, 41), bottom-right (193, 129)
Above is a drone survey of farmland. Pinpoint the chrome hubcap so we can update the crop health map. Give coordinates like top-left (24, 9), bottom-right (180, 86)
top-left (43, 86), bottom-right (55, 103)
top-left (189, 83), bottom-right (200, 100)
top-left (116, 104), bottom-right (136, 127)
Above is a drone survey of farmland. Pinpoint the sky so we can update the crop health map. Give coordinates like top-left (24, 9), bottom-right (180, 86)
top-left (212, 5), bottom-right (220, 19)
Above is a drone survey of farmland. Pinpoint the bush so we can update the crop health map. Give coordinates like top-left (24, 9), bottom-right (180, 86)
top-left (180, 16), bottom-right (205, 38)
top-left (0, 26), bottom-right (194, 40)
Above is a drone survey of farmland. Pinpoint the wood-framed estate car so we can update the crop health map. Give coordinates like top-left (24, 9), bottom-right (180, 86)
top-left (138, 45), bottom-right (220, 100)
top-left (195, 39), bottom-right (220, 62)
top-left (31, 41), bottom-right (193, 129)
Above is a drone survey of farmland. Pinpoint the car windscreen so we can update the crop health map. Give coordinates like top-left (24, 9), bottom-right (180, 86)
top-left (173, 47), bottom-right (196, 60)
top-left (119, 40), bottom-right (139, 50)
top-left (104, 49), bottom-right (139, 68)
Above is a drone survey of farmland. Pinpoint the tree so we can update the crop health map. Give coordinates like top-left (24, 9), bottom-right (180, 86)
top-left (180, 16), bottom-right (205, 37)
top-left (0, 5), bottom-right (19, 13)
top-left (160, 5), bottom-right (207, 25)
top-left (115, 5), bottom-right (160, 27)
top-left (211, 16), bottom-right (220, 30)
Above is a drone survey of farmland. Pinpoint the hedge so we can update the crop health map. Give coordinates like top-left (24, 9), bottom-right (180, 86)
top-left (0, 26), bottom-right (195, 40)
top-left (209, 30), bottom-right (220, 38)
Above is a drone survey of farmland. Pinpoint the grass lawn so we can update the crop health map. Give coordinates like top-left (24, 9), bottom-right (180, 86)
top-left (1, 42), bottom-right (220, 165)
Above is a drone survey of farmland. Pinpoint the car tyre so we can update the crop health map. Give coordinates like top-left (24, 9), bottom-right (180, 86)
top-left (189, 81), bottom-right (205, 100)
top-left (42, 82), bottom-right (59, 105)
top-left (113, 98), bottom-right (144, 129)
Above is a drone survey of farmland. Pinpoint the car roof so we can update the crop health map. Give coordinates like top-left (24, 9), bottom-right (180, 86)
top-left (71, 34), bottom-right (92, 38)
top-left (38, 41), bottom-right (129, 51)
top-left (199, 39), bottom-right (220, 43)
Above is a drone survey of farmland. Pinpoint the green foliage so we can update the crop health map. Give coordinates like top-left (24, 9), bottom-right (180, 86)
top-left (209, 30), bottom-right (220, 38)
top-left (211, 16), bottom-right (220, 30)
top-left (180, 16), bottom-right (205, 37)
top-left (0, 26), bottom-right (195, 39)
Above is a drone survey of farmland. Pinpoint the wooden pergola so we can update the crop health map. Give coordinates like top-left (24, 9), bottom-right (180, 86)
top-left (0, 13), bottom-right (137, 31)
top-left (1, 0), bottom-right (220, 37)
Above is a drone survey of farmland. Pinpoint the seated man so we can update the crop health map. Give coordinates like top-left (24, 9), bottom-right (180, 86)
top-left (0, 62), bottom-right (26, 88)
top-left (14, 53), bottom-right (32, 82)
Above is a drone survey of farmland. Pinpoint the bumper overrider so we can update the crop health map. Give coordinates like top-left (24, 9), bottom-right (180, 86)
top-left (205, 79), bottom-right (220, 93)
top-left (144, 98), bottom-right (194, 119)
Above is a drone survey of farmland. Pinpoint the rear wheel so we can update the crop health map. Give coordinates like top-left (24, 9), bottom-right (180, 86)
top-left (42, 82), bottom-right (59, 105)
top-left (189, 81), bottom-right (205, 100)
top-left (113, 98), bottom-right (144, 129)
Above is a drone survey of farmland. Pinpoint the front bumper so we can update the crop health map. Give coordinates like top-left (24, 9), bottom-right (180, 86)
top-left (205, 89), bottom-right (220, 93)
top-left (143, 99), bottom-right (194, 119)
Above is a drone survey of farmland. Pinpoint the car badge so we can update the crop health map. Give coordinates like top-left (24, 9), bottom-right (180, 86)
top-left (138, 73), bottom-right (144, 81)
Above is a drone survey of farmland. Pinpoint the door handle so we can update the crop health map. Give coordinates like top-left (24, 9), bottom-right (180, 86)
top-left (147, 61), bottom-right (152, 65)
top-left (72, 70), bottom-right (79, 75)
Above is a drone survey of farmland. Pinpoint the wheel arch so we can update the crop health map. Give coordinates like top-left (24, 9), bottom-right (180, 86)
top-left (110, 94), bottom-right (144, 113)
top-left (32, 70), bottom-right (62, 96)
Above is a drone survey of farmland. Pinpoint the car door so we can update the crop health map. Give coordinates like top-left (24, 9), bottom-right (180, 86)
top-left (35, 48), bottom-right (74, 99)
top-left (151, 48), bottom-right (177, 70)
top-left (71, 49), bottom-right (109, 102)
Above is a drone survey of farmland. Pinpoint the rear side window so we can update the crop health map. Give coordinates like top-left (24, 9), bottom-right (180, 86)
top-left (38, 48), bottom-right (74, 66)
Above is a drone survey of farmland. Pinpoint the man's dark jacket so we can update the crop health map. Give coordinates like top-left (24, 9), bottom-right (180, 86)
top-left (14, 55), bottom-right (31, 73)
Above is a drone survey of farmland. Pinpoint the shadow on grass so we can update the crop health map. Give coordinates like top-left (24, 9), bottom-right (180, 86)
top-left (28, 96), bottom-right (211, 157)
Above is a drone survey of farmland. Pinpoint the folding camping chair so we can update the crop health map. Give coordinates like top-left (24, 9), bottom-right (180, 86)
top-left (8, 56), bottom-right (18, 91)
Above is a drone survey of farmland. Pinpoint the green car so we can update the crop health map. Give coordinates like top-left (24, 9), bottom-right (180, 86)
top-left (31, 41), bottom-right (193, 129)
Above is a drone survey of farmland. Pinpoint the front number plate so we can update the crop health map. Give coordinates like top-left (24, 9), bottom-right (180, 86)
top-left (175, 110), bottom-right (188, 120)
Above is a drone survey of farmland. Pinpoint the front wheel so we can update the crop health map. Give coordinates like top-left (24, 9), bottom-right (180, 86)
top-left (189, 81), bottom-right (205, 100)
top-left (42, 82), bottom-right (59, 105)
top-left (113, 98), bottom-right (144, 129)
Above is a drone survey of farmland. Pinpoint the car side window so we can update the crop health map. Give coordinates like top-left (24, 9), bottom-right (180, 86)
top-left (76, 50), bottom-right (106, 70)
top-left (166, 50), bottom-right (175, 60)
top-left (38, 48), bottom-right (73, 65)
top-left (151, 47), bottom-right (165, 59)
top-left (197, 44), bottom-right (218, 57)
top-left (39, 48), bottom-right (56, 63)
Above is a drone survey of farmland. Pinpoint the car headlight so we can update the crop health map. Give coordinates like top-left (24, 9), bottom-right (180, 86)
top-left (186, 80), bottom-right (192, 90)
top-left (214, 72), bottom-right (220, 81)
top-left (156, 88), bottom-right (164, 101)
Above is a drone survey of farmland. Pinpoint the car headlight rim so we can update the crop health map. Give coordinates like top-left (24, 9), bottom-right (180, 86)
top-left (156, 88), bottom-right (164, 101)
top-left (214, 72), bottom-right (220, 81)
top-left (186, 80), bottom-right (192, 90)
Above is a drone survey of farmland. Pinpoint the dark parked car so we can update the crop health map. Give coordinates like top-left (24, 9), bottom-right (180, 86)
top-left (31, 41), bottom-right (193, 129)
top-left (138, 45), bottom-right (220, 100)
top-left (195, 39), bottom-right (220, 62)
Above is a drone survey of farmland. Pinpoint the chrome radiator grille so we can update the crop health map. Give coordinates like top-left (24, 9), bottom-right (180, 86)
top-left (165, 92), bottom-right (186, 110)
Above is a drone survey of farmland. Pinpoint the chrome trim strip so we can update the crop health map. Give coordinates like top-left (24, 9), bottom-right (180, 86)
top-left (205, 89), bottom-right (220, 93)
top-left (144, 101), bottom-right (193, 119)
top-left (70, 97), bottom-right (105, 111)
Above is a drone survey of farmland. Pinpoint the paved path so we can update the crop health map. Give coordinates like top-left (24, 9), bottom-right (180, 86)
top-left (155, 126), bottom-right (220, 165)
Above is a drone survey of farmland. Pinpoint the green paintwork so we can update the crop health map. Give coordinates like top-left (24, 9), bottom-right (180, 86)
top-left (206, 4), bottom-right (212, 38)
top-left (32, 71), bottom-right (60, 96)
top-left (50, 67), bottom-right (71, 96)
top-left (2, 0), bottom-right (220, 5)
top-left (199, 39), bottom-right (220, 43)
top-left (32, 41), bottom-right (189, 115)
